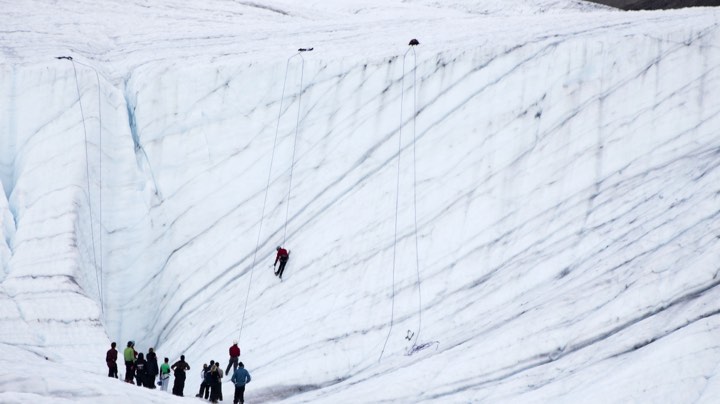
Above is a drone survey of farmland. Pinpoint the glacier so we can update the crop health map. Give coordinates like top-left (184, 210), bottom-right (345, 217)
top-left (1, 0), bottom-right (720, 402)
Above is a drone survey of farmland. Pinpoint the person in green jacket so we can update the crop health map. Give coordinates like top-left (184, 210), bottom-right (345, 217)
top-left (159, 357), bottom-right (171, 392)
top-left (123, 341), bottom-right (137, 383)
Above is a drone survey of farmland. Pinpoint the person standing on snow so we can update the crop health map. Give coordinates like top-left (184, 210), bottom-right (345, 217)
top-left (135, 352), bottom-right (148, 387)
top-left (106, 342), bottom-right (118, 378)
top-left (197, 363), bottom-right (210, 399)
top-left (231, 362), bottom-right (252, 404)
top-left (209, 362), bottom-right (223, 403)
top-left (123, 341), bottom-right (137, 383)
top-left (274, 246), bottom-right (290, 279)
top-left (226, 341), bottom-right (241, 375)
top-left (146, 347), bottom-right (159, 388)
top-left (159, 357), bottom-right (171, 392)
top-left (216, 360), bottom-right (224, 402)
top-left (171, 355), bottom-right (191, 396)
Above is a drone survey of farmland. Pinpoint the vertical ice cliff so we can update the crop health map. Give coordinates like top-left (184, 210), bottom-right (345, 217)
top-left (97, 22), bottom-right (720, 402)
top-left (0, 64), bottom-right (107, 363)
top-left (0, 1), bottom-right (719, 402)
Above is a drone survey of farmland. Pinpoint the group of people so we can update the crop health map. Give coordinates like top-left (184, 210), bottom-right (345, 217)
top-left (102, 245), bottom-right (281, 402)
top-left (105, 341), bottom-right (190, 396)
top-left (196, 360), bottom-right (223, 402)
top-left (124, 342), bottom-right (163, 388)
top-left (195, 340), bottom-right (251, 403)
top-left (105, 340), bottom-right (251, 403)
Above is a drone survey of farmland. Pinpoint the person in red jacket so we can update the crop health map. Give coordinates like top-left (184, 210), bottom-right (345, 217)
top-left (274, 246), bottom-right (290, 279)
top-left (106, 342), bottom-right (118, 378)
top-left (225, 341), bottom-right (241, 375)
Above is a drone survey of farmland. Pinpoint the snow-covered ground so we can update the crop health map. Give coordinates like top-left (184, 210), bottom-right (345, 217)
top-left (1, 0), bottom-right (720, 402)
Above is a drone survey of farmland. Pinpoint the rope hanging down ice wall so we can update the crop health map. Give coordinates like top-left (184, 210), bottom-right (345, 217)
top-left (408, 43), bottom-right (423, 353)
top-left (57, 56), bottom-right (104, 314)
top-left (282, 50), bottom-right (307, 246)
top-left (239, 49), bottom-right (310, 340)
top-left (379, 41), bottom-right (424, 361)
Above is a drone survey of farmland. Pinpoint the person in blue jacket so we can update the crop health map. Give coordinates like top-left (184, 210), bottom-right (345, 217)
top-left (230, 362), bottom-right (252, 404)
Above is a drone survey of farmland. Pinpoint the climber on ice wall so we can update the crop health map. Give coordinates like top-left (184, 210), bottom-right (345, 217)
top-left (274, 246), bottom-right (290, 279)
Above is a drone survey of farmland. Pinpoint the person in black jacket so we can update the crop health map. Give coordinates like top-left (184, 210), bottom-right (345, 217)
top-left (208, 363), bottom-right (222, 403)
top-left (135, 353), bottom-right (148, 387)
top-left (146, 348), bottom-right (159, 388)
top-left (171, 355), bottom-right (191, 396)
top-left (196, 363), bottom-right (210, 399)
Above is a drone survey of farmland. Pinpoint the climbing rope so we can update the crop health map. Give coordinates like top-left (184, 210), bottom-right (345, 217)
top-left (409, 44), bottom-right (423, 350)
top-left (282, 51), bottom-right (307, 245)
top-left (58, 56), bottom-right (103, 314)
top-left (379, 46), bottom-right (410, 362)
top-left (239, 49), bottom-right (309, 340)
top-left (379, 40), bottom-right (423, 361)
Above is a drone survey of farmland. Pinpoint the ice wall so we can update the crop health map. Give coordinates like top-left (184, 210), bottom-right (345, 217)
top-left (102, 21), bottom-right (720, 402)
top-left (0, 64), bottom-right (105, 364)
top-left (1, 3), bottom-right (719, 403)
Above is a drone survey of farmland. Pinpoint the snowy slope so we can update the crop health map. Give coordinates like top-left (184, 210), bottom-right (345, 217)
top-left (1, 1), bottom-right (720, 403)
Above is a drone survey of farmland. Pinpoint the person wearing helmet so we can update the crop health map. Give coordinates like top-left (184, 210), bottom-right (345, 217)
top-left (226, 340), bottom-right (241, 375)
top-left (123, 341), bottom-right (137, 383)
top-left (274, 246), bottom-right (290, 280)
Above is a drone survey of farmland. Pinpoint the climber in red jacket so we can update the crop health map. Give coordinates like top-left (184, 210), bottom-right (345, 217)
top-left (225, 340), bottom-right (241, 375)
top-left (274, 247), bottom-right (289, 280)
